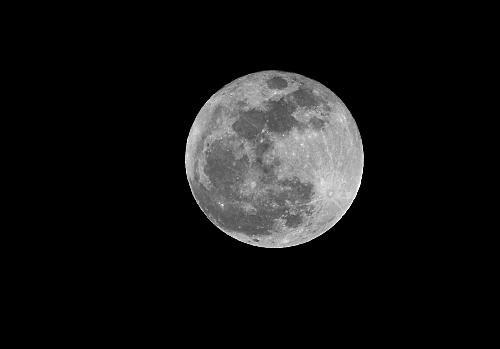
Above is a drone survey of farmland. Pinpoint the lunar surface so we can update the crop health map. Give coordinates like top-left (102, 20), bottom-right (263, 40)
top-left (185, 71), bottom-right (363, 247)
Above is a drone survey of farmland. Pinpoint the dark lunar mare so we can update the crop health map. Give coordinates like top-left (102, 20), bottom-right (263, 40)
top-left (309, 116), bottom-right (327, 130)
top-left (231, 97), bottom-right (300, 140)
top-left (288, 86), bottom-right (331, 130)
top-left (202, 138), bottom-right (248, 196)
top-left (290, 87), bottom-right (321, 108)
top-left (192, 177), bottom-right (314, 237)
top-left (266, 76), bottom-right (288, 90)
top-left (254, 135), bottom-right (278, 181)
top-left (190, 88), bottom-right (330, 237)
top-left (193, 129), bottom-right (315, 237)
top-left (267, 178), bottom-right (315, 228)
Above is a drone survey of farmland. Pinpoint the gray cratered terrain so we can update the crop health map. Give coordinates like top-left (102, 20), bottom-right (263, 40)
top-left (185, 71), bottom-right (363, 248)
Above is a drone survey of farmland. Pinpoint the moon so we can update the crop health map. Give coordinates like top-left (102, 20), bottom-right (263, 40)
top-left (185, 71), bottom-right (364, 248)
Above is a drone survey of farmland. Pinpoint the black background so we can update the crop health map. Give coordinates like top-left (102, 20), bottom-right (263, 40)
top-left (12, 4), bottom-right (475, 329)
top-left (70, 13), bottom-right (438, 287)
top-left (107, 34), bottom-right (421, 271)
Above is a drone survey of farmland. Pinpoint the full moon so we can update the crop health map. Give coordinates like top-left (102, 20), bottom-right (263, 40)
top-left (185, 71), bottom-right (363, 247)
